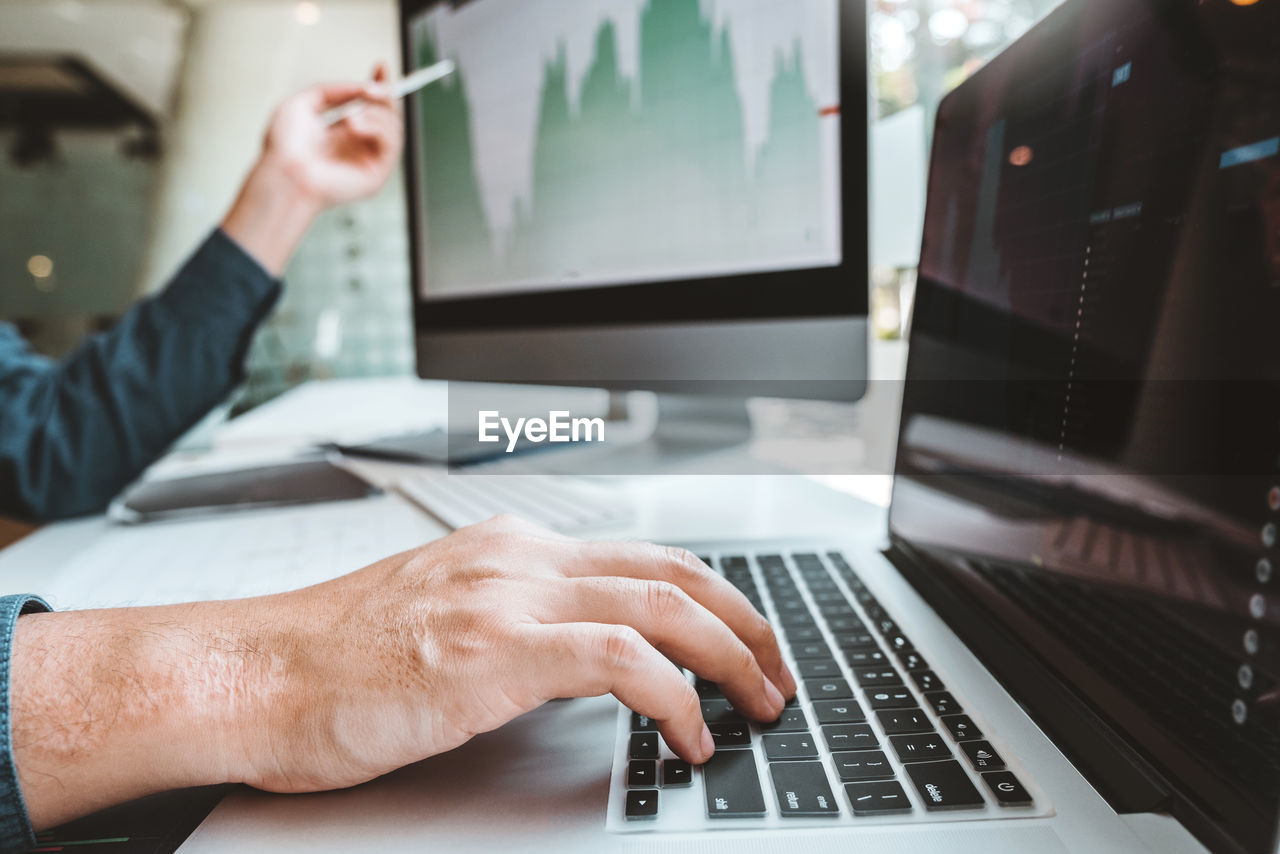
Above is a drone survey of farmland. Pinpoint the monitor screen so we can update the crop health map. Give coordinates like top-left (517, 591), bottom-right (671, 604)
top-left (408, 0), bottom-right (840, 300)
top-left (888, 0), bottom-right (1279, 851)
top-left (398, 0), bottom-right (867, 332)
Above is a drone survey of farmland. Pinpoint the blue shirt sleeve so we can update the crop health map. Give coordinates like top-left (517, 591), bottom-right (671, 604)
top-left (0, 230), bottom-right (281, 522)
top-left (0, 594), bottom-right (50, 854)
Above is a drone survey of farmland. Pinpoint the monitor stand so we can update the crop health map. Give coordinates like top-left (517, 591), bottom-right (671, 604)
top-left (645, 393), bottom-right (754, 450)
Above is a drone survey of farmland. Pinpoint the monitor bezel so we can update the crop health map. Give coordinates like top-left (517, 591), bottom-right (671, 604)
top-left (397, 0), bottom-right (869, 333)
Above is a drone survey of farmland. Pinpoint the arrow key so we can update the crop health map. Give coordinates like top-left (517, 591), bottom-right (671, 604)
top-left (628, 759), bottom-right (657, 787)
top-left (629, 732), bottom-right (660, 759)
top-left (625, 789), bottom-right (659, 820)
top-left (662, 759), bottom-right (692, 788)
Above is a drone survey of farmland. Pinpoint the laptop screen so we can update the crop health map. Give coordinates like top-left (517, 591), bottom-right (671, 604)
top-left (887, 1), bottom-right (1278, 851)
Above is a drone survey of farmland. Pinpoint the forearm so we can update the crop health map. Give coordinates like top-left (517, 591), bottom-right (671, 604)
top-left (10, 602), bottom-right (273, 828)
top-left (220, 154), bottom-right (323, 277)
top-left (0, 232), bottom-right (281, 522)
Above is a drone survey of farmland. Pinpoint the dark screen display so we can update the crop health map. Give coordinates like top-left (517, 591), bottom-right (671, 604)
top-left (888, 1), bottom-right (1279, 851)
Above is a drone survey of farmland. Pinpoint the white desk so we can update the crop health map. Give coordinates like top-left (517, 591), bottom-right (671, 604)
top-left (0, 377), bottom-right (891, 611)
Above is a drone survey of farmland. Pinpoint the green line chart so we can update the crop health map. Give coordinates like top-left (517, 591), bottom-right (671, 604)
top-left (410, 0), bottom-right (842, 298)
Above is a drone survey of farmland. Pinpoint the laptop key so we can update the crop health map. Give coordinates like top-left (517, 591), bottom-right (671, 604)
top-left (924, 691), bottom-right (961, 715)
top-left (761, 707), bottom-right (809, 733)
top-left (631, 712), bottom-right (657, 732)
top-left (769, 761), bottom-right (840, 816)
top-left (812, 699), bottom-right (866, 724)
top-left (877, 709), bottom-right (934, 735)
top-left (791, 641), bottom-right (834, 660)
top-left (628, 760), bottom-right (657, 787)
top-left (780, 612), bottom-right (819, 629)
top-left (786, 627), bottom-right (824, 644)
top-left (798, 658), bottom-right (842, 679)
top-left (845, 781), bottom-right (912, 815)
top-left (900, 652), bottom-right (929, 671)
top-left (905, 760), bottom-right (985, 810)
top-left (708, 723), bottom-right (751, 748)
top-left (960, 740), bottom-right (1005, 771)
top-left (822, 723), bottom-right (878, 751)
top-left (844, 648), bottom-right (887, 667)
top-left (941, 714), bottom-right (983, 742)
top-left (854, 668), bottom-right (904, 688)
top-left (890, 733), bottom-right (952, 763)
top-left (866, 689), bottom-right (916, 709)
top-left (832, 749), bottom-right (895, 781)
top-left (701, 699), bottom-right (745, 725)
top-left (762, 733), bottom-right (820, 760)
top-left (982, 770), bottom-right (1033, 806)
top-left (625, 789), bottom-right (659, 820)
top-left (662, 759), bottom-right (692, 788)
top-left (912, 670), bottom-right (944, 692)
top-left (703, 749), bottom-right (767, 817)
top-left (774, 597), bottom-right (809, 615)
top-left (805, 678), bottom-right (854, 700)
top-left (884, 633), bottom-right (914, 653)
top-left (836, 632), bottom-right (877, 650)
top-left (629, 733), bottom-right (659, 759)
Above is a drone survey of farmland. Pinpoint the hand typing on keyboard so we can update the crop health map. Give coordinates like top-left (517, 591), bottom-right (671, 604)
top-left (10, 515), bottom-right (795, 832)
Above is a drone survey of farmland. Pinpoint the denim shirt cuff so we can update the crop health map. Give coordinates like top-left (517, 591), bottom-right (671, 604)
top-left (0, 595), bottom-right (50, 854)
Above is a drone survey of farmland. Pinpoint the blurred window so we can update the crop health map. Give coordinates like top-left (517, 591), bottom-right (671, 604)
top-left (873, 0), bottom-right (1063, 123)
top-left (868, 0), bottom-right (1063, 341)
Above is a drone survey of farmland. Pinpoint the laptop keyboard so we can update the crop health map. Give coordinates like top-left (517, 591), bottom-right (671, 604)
top-left (609, 550), bottom-right (1049, 829)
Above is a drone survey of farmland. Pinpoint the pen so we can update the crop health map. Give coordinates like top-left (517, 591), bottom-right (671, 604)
top-left (322, 58), bottom-right (456, 126)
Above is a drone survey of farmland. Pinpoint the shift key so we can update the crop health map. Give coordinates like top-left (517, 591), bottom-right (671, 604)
top-left (703, 749), bottom-right (767, 818)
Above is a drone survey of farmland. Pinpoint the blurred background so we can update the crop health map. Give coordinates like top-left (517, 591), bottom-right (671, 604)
top-left (0, 0), bottom-right (1060, 414)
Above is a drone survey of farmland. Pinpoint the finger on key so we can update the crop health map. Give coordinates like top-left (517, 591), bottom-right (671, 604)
top-left (569, 542), bottom-right (796, 696)
top-left (531, 622), bottom-right (713, 763)
top-left (545, 576), bottom-right (785, 722)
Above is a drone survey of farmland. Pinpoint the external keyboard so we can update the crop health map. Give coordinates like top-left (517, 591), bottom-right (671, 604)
top-left (396, 472), bottom-right (633, 533)
top-left (608, 550), bottom-right (1049, 830)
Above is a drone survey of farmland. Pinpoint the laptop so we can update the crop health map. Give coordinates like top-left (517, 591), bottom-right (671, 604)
top-left (180, 1), bottom-right (1277, 852)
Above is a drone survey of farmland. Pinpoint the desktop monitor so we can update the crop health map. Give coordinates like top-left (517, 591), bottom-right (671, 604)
top-left (397, 0), bottom-right (868, 415)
